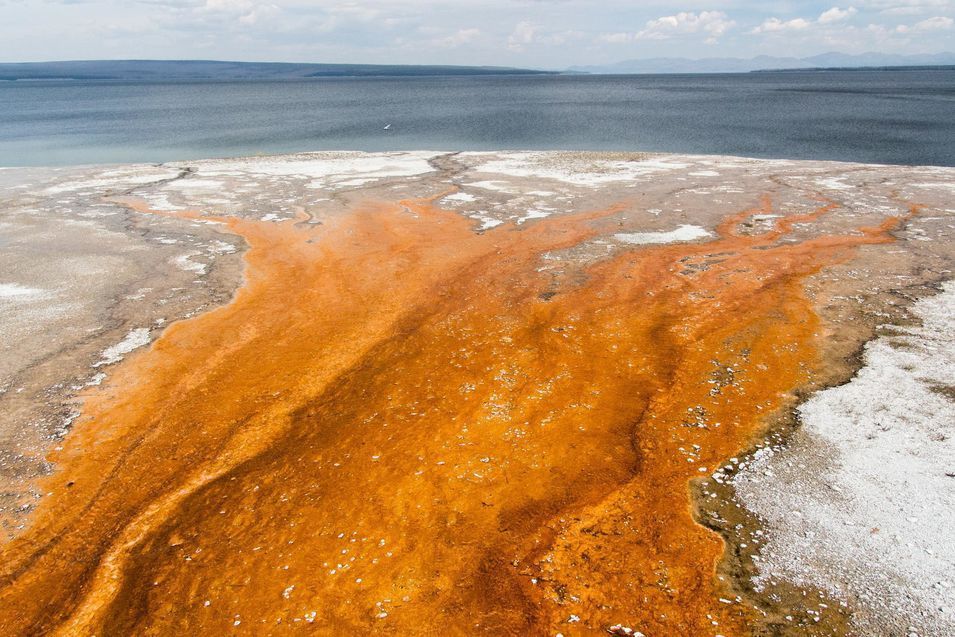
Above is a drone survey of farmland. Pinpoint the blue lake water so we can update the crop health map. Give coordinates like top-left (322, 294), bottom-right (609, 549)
top-left (1, 70), bottom-right (953, 167)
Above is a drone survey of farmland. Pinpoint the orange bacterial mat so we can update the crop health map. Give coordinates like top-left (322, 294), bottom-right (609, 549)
top-left (0, 193), bottom-right (918, 636)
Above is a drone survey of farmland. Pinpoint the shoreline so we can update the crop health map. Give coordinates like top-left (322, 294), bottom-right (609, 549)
top-left (4, 148), bottom-right (955, 172)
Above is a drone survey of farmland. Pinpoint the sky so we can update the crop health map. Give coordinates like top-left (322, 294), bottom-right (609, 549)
top-left (0, 1), bottom-right (952, 67)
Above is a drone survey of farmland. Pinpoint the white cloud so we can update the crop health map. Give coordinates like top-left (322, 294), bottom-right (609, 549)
top-left (239, 4), bottom-right (280, 25)
top-left (905, 14), bottom-right (955, 29)
top-left (197, 0), bottom-right (280, 27)
top-left (506, 21), bottom-right (584, 51)
top-left (819, 6), bottom-right (859, 23)
top-left (914, 16), bottom-right (955, 31)
top-left (433, 28), bottom-right (481, 48)
top-left (752, 17), bottom-right (813, 33)
top-left (597, 32), bottom-right (633, 44)
top-left (635, 11), bottom-right (735, 43)
top-left (202, 0), bottom-right (253, 13)
top-left (325, 4), bottom-right (382, 23)
top-left (752, 6), bottom-right (864, 35)
top-left (2, 0), bottom-right (953, 68)
top-left (860, 0), bottom-right (955, 15)
top-left (507, 21), bottom-right (538, 51)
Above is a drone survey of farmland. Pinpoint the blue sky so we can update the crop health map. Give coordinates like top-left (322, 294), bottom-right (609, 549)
top-left (1, 1), bottom-right (952, 66)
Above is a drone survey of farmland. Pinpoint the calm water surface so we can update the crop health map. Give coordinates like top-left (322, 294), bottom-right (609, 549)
top-left (1, 70), bottom-right (953, 167)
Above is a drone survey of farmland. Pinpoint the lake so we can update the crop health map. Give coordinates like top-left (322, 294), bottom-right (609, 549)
top-left (1, 70), bottom-right (953, 167)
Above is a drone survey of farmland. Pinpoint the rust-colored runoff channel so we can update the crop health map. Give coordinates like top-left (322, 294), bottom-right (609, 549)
top-left (0, 193), bottom-right (918, 635)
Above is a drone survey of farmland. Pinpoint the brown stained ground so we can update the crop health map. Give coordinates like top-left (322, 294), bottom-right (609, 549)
top-left (0, 188), bottom-right (919, 636)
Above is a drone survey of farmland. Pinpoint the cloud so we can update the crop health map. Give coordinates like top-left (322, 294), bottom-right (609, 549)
top-left (896, 14), bottom-right (954, 30)
top-left (2, 0), bottom-right (953, 68)
top-left (506, 21), bottom-right (584, 51)
top-left (634, 11), bottom-right (735, 43)
top-left (596, 32), bottom-right (633, 44)
top-left (751, 17), bottom-right (812, 33)
top-left (197, 0), bottom-right (281, 27)
top-left (202, 0), bottom-right (252, 13)
top-left (752, 6), bottom-right (862, 34)
top-left (507, 21), bottom-right (538, 51)
top-left (819, 6), bottom-right (859, 23)
top-left (237, 5), bottom-right (279, 26)
top-left (433, 28), bottom-right (481, 48)
top-left (859, 0), bottom-right (955, 15)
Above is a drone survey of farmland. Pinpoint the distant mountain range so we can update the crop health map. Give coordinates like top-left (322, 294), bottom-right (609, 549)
top-left (570, 52), bottom-right (955, 74)
top-left (0, 59), bottom-right (556, 81)
top-left (2, 54), bottom-right (953, 81)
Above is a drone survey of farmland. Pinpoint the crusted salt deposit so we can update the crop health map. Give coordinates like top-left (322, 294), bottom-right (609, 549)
top-left (735, 281), bottom-right (955, 636)
top-left (469, 214), bottom-right (503, 231)
top-left (466, 180), bottom-right (516, 193)
top-left (815, 177), bottom-right (853, 191)
top-left (442, 192), bottom-right (477, 204)
top-left (43, 168), bottom-right (181, 195)
top-left (516, 210), bottom-right (552, 224)
top-left (615, 225), bottom-right (711, 245)
top-left (86, 372), bottom-right (107, 387)
top-left (194, 151), bottom-right (437, 190)
top-left (173, 254), bottom-right (207, 275)
top-left (0, 283), bottom-right (46, 300)
top-left (207, 240), bottom-right (236, 254)
top-left (470, 152), bottom-right (690, 186)
top-left (163, 179), bottom-right (226, 194)
top-left (95, 328), bottom-right (151, 367)
top-left (140, 193), bottom-right (184, 212)
top-left (913, 182), bottom-right (955, 193)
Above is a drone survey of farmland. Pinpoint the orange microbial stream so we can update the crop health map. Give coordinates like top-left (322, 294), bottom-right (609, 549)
top-left (0, 193), bottom-right (916, 636)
